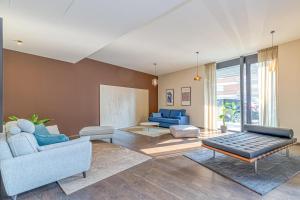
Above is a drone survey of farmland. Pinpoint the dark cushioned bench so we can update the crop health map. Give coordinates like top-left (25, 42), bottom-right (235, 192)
top-left (203, 132), bottom-right (296, 159)
top-left (202, 125), bottom-right (297, 173)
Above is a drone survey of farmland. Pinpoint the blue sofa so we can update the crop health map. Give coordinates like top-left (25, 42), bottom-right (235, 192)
top-left (148, 109), bottom-right (190, 128)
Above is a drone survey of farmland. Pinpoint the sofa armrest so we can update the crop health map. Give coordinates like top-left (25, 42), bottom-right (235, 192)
top-left (178, 116), bottom-right (190, 125)
top-left (0, 139), bottom-right (92, 196)
top-left (37, 136), bottom-right (90, 151)
top-left (150, 112), bottom-right (162, 118)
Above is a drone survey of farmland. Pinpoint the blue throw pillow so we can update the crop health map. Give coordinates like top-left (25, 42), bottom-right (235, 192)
top-left (152, 112), bottom-right (162, 118)
top-left (34, 124), bottom-right (51, 135)
top-left (34, 124), bottom-right (69, 146)
top-left (34, 134), bottom-right (69, 146)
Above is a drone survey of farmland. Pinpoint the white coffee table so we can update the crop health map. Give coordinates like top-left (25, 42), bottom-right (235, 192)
top-left (140, 122), bottom-right (159, 132)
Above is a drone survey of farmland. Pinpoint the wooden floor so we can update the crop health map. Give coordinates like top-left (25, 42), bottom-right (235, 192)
top-left (5, 130), bottom-right (300, 200)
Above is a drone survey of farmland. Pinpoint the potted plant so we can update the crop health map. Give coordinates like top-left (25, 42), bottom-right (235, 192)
top-left (8, 114), bottom-right (51, 125)
top-left (218, 102), bottom-right (237, 133)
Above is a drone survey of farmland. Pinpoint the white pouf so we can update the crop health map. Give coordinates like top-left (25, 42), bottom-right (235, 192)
top-left (79, 126), bottom-right (114, 142)
top-left (170, 125), bottom-right (200, 138)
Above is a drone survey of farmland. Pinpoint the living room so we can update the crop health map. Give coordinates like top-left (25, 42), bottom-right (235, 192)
top-left (1, 0), bottom-right (300, 200)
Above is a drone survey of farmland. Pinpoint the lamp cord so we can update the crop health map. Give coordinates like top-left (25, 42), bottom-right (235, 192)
top-left (271, 30), bottom-right (275, 59)
top-left (196, 52), bottom-right (199, 75)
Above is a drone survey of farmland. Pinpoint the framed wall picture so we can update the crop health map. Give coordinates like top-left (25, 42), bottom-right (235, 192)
top-left (166, 89), bottom-right (174, 106)
top-left (181, 87), bottom-right (191, 106)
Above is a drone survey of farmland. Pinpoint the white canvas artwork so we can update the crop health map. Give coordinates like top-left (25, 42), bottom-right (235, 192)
top-left (100, 85), bottom-right (149, 129)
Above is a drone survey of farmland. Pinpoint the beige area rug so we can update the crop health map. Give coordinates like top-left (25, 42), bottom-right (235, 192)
top-left (123, 126), bottom-right (171, 137)
top-left (58, 142), bottom-right (151, 195)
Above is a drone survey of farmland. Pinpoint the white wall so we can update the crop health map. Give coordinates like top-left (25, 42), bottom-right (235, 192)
top-left (158, 67), bottom-right (205, 127)
top-left (100, 85), bottom-right (149, 129)
top-left (278, 39), bottom-right (300, 139)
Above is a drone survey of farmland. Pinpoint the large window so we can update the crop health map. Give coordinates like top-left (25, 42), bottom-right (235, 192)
top-left (216, 55), bottom-right (259, 131)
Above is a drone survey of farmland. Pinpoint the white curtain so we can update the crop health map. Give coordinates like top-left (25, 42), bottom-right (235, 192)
top-left (258, 46), bottom-right (278, 127)
top-left (204, 62), bottom-right (217, 130)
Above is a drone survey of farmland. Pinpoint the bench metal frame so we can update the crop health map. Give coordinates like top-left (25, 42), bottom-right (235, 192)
top-left (202, 142), bottom-right (297, 174)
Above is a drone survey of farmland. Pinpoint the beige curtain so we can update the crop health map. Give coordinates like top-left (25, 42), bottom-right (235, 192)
top-left (204, 62), bottom-right (217, 130)
top-left (258, 46), bottom-right (278, 127)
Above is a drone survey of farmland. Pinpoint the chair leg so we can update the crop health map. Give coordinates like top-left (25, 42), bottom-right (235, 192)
top-left (83, 172), bottom-right (87, 178)
top-left (109, 138), bottom-right (112, 143)
top-left (213, 150), bottom-right (215, 158)
top-left (254, 161), bottom-right (258, 174)
top-left (11, 195), bottom-right (17, 200)
top-left (286, 148), bottom-right (290, 157)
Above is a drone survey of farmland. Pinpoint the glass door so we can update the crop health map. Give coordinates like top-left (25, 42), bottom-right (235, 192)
top-left (216, 62), bottom-right (241, 131)
top-left (216, 55), bottom-right (259, 132)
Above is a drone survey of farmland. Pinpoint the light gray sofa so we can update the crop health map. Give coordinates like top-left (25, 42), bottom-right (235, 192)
top-left (0, 126), bottom-right (92, 200)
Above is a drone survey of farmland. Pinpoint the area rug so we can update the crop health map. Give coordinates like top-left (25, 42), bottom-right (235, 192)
top-left (184, 148), bottom-right (300, 195)
top-left (58, 142), bottom-right (151, 195)
top-left (123, 126), bottom-right (170, 137)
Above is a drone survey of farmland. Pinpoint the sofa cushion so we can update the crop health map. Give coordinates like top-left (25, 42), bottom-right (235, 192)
top-left (7, 132), bottom-right (39, 157)
top-left (152, 112), bottom-right (162, 118)
top-left (34, 124), bottom-right (69, 146)
top-left (5, 121), bottom-right (18, 133)
top-left (149, 117), bottom-right (180, 124)
top-left (0, 133), bottom-right (13, 160)
top-left (170, 110), bottom-right (182, 118)
top-left (149, 117), bottom-right (163, 122)
top-left (34, 124), bottom-right (51, 135)
top-left (34, 133), bottom-right (69, 146)
top-left (46, 125), bottom-right (60, 134)
top-left (158, 118), bottom-right (180, 124)
top-left (8, 124), bottom-right (22, 135)
top-left (244, 124), bottom-right (294, 139)
top-left (159, 109), bottom-right (171, 118)
top-left (17, 119), bottom-right (35, 133)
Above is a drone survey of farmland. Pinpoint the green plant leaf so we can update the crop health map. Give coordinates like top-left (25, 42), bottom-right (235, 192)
top-left (31, 114), bottom-right (39, 123)
top-left (8, 116), bottom-right (19, 121)
top-left (37, 118), bottom-right (51, 125)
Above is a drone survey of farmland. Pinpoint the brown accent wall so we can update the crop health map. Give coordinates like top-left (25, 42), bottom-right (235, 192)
top-left (4, 49), bottom-right (158, 136)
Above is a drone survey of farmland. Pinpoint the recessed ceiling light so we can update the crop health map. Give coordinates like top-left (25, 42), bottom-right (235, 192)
top-left (14, 40), bottom-right (23, 45)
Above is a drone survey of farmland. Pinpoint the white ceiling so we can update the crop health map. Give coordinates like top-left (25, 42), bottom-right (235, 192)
top-left (1, 0), bottom-right (300, 75)
top-left (90, 0), bottom-right (300, 75)
top-left (0, 0), bottom-right (185, 63)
